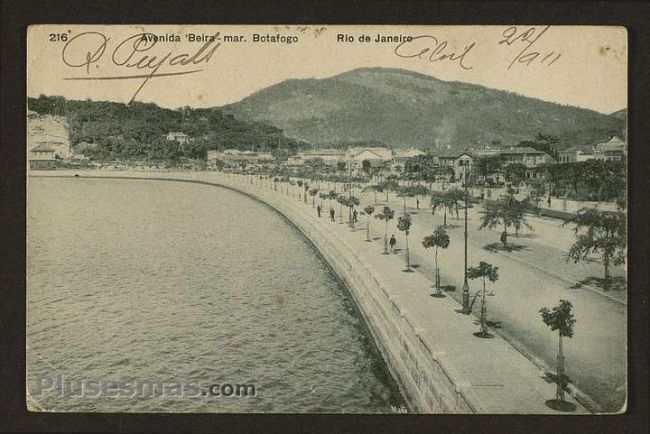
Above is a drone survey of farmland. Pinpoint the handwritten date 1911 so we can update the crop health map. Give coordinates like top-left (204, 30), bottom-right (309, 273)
top-left (499, 26), bottom-right (561, 69)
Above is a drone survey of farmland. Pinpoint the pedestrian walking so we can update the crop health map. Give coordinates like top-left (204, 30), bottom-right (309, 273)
top-left (353, 209), bottom-right (358, 223)
top-left (389, 234), bottom-right (397, 253)
top-left (317, 204), bottom-right (322, 218)
top-left (500, 230), bottom-right (508, 247)
top-left (330, 207), bottom-right (335, 222)
top-left (416, 198), bottom-right (420, 209)
top-left (547, 196), bottom-right (552, 208)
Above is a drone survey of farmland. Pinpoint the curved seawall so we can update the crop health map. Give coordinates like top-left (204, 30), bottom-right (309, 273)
top-left (30, 171), bottom-right (586, 414)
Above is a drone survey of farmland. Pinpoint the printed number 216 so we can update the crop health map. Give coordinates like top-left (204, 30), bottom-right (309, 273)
top-left (49, 33), bottom-right (68, 42)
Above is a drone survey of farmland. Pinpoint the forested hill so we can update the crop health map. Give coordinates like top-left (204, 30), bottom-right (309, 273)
top-left (27, 95), bottom-right (307, 160)
top-left (223, 67), bottom-right (623, 150)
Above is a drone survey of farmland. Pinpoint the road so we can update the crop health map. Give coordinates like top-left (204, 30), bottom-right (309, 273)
top-left (350, 188), bottom-right (627, 412)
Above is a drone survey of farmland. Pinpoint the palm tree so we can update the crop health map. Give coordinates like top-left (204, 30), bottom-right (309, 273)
top-left (364, 205), bottom-right (375, 241)
top-left (564, 207), bottom-right (626, 291)
top-left (422, 226), bottom-right (450, 296)
top-left (374, 206), bottom-right (395, 254)
top-left (467, 261), bottom-right (499, 337)
top-left (397, 213), bottom-right (413, 271)
top-left (540, 300), bottom-right (576, 410)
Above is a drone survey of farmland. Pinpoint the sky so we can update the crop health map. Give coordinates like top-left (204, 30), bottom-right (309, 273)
top-left (27, 25), bottom-right (627, 114)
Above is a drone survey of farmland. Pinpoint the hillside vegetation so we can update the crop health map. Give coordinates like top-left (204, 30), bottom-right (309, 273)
top-left (223, 67), bottom-right (623, 150)
top-left (28, 95), bottom-right (306, 161)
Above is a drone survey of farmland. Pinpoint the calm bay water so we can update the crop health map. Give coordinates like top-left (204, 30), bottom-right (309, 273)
top-left (27, 176), bottom-right (403, 413)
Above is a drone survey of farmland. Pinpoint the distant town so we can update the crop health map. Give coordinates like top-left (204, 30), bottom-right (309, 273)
top-left (29, 123), bottom-right (627, 205)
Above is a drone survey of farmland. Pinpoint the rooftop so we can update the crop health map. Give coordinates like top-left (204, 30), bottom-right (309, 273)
top-left (499, 147), bottom-right (546, 155)
top-left (31, 143), bottom-right (56, 152)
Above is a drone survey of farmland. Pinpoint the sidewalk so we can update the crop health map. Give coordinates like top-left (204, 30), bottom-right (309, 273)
top-left (216, 173), bottom-right (587, 414)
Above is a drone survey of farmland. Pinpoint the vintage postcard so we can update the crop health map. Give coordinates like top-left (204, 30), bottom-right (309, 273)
top-left (26, 24), bottom-right (627, 414)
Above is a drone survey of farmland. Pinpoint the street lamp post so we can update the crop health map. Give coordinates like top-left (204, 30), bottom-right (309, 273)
top-left (461, 161), bottom-right (471, 314)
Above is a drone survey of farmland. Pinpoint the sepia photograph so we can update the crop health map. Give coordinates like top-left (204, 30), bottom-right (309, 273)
top-left (24, 24), bottom-right (628, 415)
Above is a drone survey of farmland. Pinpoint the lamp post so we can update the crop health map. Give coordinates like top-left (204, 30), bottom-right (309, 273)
top-left (461, 161), bottom-right (471, 314)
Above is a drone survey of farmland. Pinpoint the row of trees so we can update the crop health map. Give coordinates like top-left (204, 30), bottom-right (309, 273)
top-left (256, 171), bottom-right (581, 409)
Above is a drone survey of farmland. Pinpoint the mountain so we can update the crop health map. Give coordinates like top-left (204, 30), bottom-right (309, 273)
top-left (610, 108), bottom-right (627, 120)
top-left (222, 67), bottom-right (623, 151)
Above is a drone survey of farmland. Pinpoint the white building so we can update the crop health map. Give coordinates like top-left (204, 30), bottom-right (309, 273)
top-left (207, 149), bottom-right (275, 167)
top-left (166, 132), bottom-right (189, 144)
top-left (393, 148), bottom-right (426, 165)
top-left (592, 136), bottom-right (626, 161)
top-left (557, 145), bottom-right (594, 163)
top-left (29, 143), bottom-right (58, 168)
top-left (346, 147), bottom-right (393, 170)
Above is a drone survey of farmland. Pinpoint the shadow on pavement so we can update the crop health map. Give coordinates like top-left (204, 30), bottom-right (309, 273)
top-left (570, 275), bottom-right (627, 292)
top-left (483, 242), bottom-right (529, 253)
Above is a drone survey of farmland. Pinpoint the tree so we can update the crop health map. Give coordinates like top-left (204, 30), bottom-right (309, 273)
top-left (430, 192), bottom-right (449, 226)
top-left (397, 186), bottom-right (414, 213)
top-left (336, 161), bottom-right (347, 172)
top-left (379, 178), bottom-right (400, 202)
top-left (309, 187), bottom-right (319, 207)
top-left (431, 188), bottom-right (465, 226)
top-left (467, 261), bottom-right (499, 337)
top-left (445, 188), bottom-right (466, 220)
top-left (540, 300), bottom-right (576, 407)
top-left (336, 195), bottom-right (347, 224)
top-left (479, 192), bottom-right (533, 246)
top-left (363, 184), bottom-right (383, 205)
top-left (362, 159), bottom-right (373, 176)
top-left (504, 163), bottom-right (527, 186)
top-left (564, 207), bottom-right (626, 291)
top-left (327, 190), bottom-right (339, 211)
top-left (364, 205), bottom-right (375, 242)
top-left (474, 155), bottom-right (505, 184)
top-left (397, 213), bottom-right (413, 271)
top-left (347, 196), bottom-right (361, 228)
top-left (422, 226), bottom-right (451, 296)
top-left (375, 206), bottom-right (395, 254)
top-left (296, 180), bottom-right (304, 201)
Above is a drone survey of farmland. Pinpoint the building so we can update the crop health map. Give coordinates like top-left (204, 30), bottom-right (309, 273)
top-left (557, 145), bottom-right (594, 163)
top-left (207, 149), bottom-right (275, 167)
top-left (497, 147), bottom-right (556, 181)
top-left (166, 132), bottom-right (189, 144)
top-left (557, 136), bottom-right (626, 164)
top-left (346, 147), bottom-right (393, 170)
top-left (29, 143), bottom-right (58, 168)
top-left (393, 148), bottom-right (426, 165)
top-left (435, 150), bottom-right (474, 181)
top-left (467, 145), bottom-right (501, 158)
top-left (299, 148), bottom-right (346, 166)
top-left (498, 147), bottom-right (555, 167)
top-left (454, 153), bottom-right (474, 182)
top-left (592, 136), bottom-right (626, 161)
